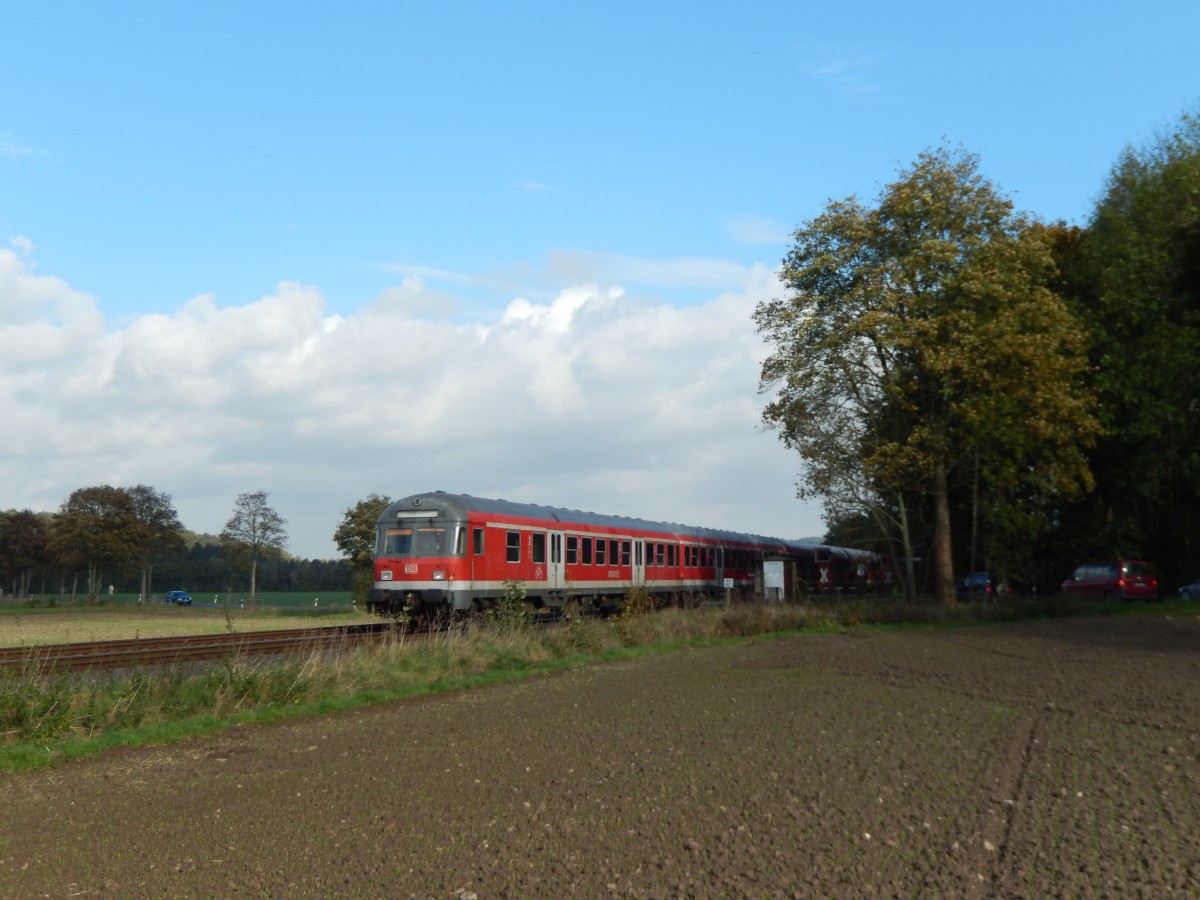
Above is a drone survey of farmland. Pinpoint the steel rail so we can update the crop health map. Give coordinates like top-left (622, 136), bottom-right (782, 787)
top-left (0, 623), bottom-right (393, 673)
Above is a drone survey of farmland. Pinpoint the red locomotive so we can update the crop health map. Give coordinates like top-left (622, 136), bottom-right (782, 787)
top-left (368, 491), bottom-right (881, 617)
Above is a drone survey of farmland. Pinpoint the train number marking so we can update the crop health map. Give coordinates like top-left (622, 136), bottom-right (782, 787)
top-left (404, 563), bottom-right (418, 574)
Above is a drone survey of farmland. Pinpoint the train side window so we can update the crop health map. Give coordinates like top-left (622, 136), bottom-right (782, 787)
top-left (531, 532), bottom-right (546, 564)
top-left (635, 541), bottom-right (643, 566)
top-left (656, 543), bottom-right (665, 566)
top-left (472, 527), bottom-right (484, 555)
top-left (644, 542), bottom-right (655, 567)
top-left (611, 539), bottom-right (620, 565)
top-left (455, 528), bottom-right (465, 555)
top-left (582, 537), bottom-right (593, 565)
top-left (506, 531), bottom-right (520, 563)
top-left (566, 535), bottom-right (578, 565)
top-left (668, 544), bottom-right (677, 567)
top-left (595, 538), bottom-right (607, 566)
top-left (551, 533), bottom-right (561, 564)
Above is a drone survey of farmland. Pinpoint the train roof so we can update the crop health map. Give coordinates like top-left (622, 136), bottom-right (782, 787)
top-left (380, 490), bottom-right (825, 553)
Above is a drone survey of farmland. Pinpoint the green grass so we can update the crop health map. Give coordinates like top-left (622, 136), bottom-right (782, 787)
top-left (1, 593), bottom-right (1195, 773)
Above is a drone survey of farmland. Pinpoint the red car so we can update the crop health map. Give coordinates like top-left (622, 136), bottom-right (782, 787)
top-left (1061, 560), bottom-right (1157, 601)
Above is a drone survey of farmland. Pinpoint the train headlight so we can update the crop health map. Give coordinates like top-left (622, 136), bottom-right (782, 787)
top-left (431, 569), bottom-right (447, 581)
top-left (380, 570), bottom-right (393, 581)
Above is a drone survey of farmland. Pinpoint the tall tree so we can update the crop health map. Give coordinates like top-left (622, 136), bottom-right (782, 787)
top-left (333, 493), bottom-right (390, 603)
top-left (126, 485), bottom-right (187, 603)
top-left (755, 147), bottom-right (1097, 603)
top-left (51, 486), bottom-right (141, 603)
top-left (1054, 107), bottom-right (1200, 583)
top-left (0, 510), bottom-right (54, 599)
top-left (220, 491), bottom-right (288, 606)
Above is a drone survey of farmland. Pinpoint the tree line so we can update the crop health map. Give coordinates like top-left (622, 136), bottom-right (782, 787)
top-left (0, 487), bottom-right (348, 604)
top-left (756, 105), bottom-right (1200, 601)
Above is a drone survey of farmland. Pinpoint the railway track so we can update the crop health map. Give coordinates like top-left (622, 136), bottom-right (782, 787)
top-left (0, 623), bottom-right (394, 673)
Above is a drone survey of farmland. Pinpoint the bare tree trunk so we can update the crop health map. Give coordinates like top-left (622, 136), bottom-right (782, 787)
top-left (895, 493), bottom-right (920, 604)
top-left (87, 562), bottom-right (101, 604)
top-left (969, 449), bottom-right (979, 581)
top-left (933, 458), bottom-right (955, 605)
top-left (250, 556), bottom-right (258, 610)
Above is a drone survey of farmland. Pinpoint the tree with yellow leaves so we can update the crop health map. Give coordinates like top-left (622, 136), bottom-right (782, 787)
top-left (755, 147), bottom-right (1097, 603)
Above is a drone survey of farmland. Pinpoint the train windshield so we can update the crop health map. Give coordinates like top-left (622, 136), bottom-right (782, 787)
top-left (383, 528), bottom-right (412, 555)
top-left (414, 527), bottom-right (448, 556)
top-left (380, 524), bottom-right (458, 557)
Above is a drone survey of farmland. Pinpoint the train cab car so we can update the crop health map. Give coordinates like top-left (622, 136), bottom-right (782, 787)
top-left (370, 492), bottom-right (642, 617)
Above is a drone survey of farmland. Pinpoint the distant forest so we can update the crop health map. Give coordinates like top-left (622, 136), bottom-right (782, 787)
top-left (4, 529), bottom-right (350, 600)
top-left (135, 538), bottom-right (350, 597)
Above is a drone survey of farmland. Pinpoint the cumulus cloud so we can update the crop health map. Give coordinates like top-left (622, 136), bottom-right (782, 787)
top-left (0, 248), bottom-right (825, 557)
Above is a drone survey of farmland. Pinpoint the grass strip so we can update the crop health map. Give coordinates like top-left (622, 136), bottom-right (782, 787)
top-left (2, 595), bottom-right (1195, 772)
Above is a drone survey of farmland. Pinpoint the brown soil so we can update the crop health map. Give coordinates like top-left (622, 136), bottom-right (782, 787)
top-left (2, 615), bottom-right (1198, 898)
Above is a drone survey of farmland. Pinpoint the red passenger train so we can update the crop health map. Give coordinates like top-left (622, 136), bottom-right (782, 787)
top-left (368, 491), bottom-right (882, 617)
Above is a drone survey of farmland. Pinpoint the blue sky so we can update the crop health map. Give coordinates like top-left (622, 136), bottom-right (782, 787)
top-left (2, 1), bottom-right (1197, 559)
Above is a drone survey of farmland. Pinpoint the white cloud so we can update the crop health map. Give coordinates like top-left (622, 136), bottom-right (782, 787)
top-left (807, 47), bottom-right (890, 96)
top-left (515, 178), bottom-right (554, 192)
top-left (0, 134), bottom-right (41, 157)
top-left (0, 248), bottom-right (824, 557)
top-left (374, 262), bottom-right (475, 286)
top-left (541, 250), bottom-right (762, 292)
top-left (725, 214), bottom-right (791, 247)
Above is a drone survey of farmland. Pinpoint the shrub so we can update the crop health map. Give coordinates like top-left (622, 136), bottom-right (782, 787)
top-left (485, 579), bottom-right (530, 633)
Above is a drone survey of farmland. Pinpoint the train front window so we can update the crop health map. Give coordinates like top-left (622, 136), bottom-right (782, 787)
top-left (414, 527), bottom-right (448, 556)
top-left (384, 528), bottom-right (412, 555)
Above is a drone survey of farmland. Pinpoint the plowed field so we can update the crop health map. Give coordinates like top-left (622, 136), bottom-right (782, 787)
top-left (3, 615), bottom-right (1198, 897)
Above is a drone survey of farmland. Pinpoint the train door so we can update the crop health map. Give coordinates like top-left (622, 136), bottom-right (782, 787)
top-left (632, 539), bottom-right (645, 586)
top-left (548, 532), bottom-right (565, 590)
top-left (715, 546), bottom-right (725, 588)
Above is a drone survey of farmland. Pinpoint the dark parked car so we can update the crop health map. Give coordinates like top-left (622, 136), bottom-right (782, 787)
top-left (955, 572), bottom-right (1004, 597)
top-left (1179, 579), bottom-right (1200, 600)
top-left (1060, 560), bottom-right (1157, 601)
top-left (164, 590), bottom-right (192, 605)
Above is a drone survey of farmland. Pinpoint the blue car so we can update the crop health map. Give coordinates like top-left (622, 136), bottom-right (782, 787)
top-left (955, 572), bottom-right (1004, 597)
top-left (164, 590), bottom-right (192, 605)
